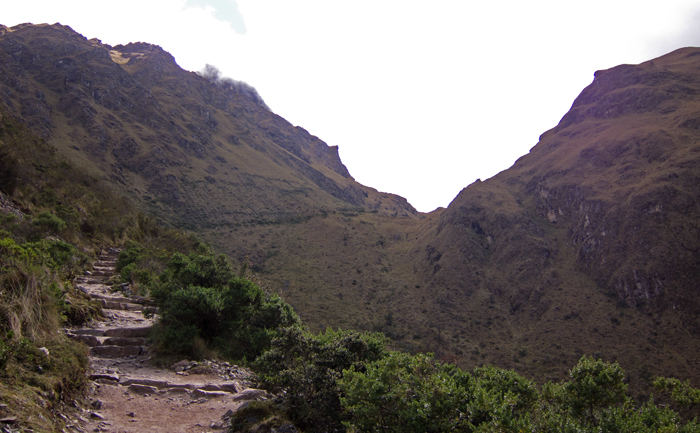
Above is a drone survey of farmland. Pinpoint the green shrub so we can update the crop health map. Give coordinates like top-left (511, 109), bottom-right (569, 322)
top-left (32, 211), bottom-right (66, 234)
top-left (340, 352), bottom-right (470, 432)
top-left (255, 327), bottom-right (388, 432)
top-left (151, 252), bottom-right (299, 361)
top-left (339, 353), bottom-right (538, 433)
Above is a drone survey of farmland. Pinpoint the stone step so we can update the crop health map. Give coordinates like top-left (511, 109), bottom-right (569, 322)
top-left (104, 326), bottom-right (151, 338)
top-left (101, 300), bottom-right (144, 311)
top-left (90, 345), bottom-right (143, 357)
top-left (116, 379), bottom-right (240, 396)
top-left (67, 333), bottom-right (149, 347)
top-left (201, 383), bottom-right (239, 393)
top-left (121, 378), bottom-right (170, 389)
top-left (70, 328), bottom-right (106, 336)
top-left (67, 333), bottom-right (100, 346)
top-left (103, 337), bottom-right (147, 347)
top-left (89, 373), bottom-right (119, 382)
top-left (88, 293), bottom-right (134, 303)
top-left (78, 278), bottom-right (109, 285)
top-left (193, 389), bottom-right (230, 398)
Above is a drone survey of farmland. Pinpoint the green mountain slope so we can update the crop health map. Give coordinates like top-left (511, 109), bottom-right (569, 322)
top-left (2, 22), bottom-right (700, 395)
top-left (416, 47), bottom-right (700, 392)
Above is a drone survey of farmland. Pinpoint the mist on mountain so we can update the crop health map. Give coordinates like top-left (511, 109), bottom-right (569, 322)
top-left (198, 63), bottom-right (269, 110)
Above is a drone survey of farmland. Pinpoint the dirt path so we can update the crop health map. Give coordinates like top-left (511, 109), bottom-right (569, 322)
top-left (64, 249), bottom-right (266, 433)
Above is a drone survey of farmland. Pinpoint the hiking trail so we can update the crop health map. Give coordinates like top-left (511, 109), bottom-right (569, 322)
top-left (64, 249), bottom-right (266, 432)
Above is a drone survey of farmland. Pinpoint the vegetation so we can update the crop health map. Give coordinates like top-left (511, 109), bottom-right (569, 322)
top-left (0, 109), bottom-right (199, 431)
top-left (150, 251), bottom-right (300, 361)
top-left (255, 346), bottom-right (700, 433)
top-left (255, 327), bottom-right (388, 431)
top-left (1, 37), bottom-right (700, 432)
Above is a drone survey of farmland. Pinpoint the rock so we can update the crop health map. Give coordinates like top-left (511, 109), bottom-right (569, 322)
top-left (89, 412), bottom-right (104, 420)
top-left (188, 365), bottom-right (214, 375)
top-left (273, 423), bottom-right (299, 433)
top-left (71, 329), bottom-right (106, 336)
top-left (210, 421), bottom-right (224, 430)
top-left (165, 387), bottom-right (191, 394)
top-left (232, 388), bottom-right (267, 401)
top-left (222, 383), bottom-right (239, 393)
top-left (165, 383), bottom-right (195, 390)
top-left (104, 326), bottom-right (151, 338)
top-left (90, 399), bottom-right (103, 410)
top-left (102, 337), bottom-right (147, 346)
top-left (171, 359), bottom-right (193, 372)
top-left (38, 347), bottom-right (50, 356)
top-left (211, 383), bottom-right (239, 393)
top-left (121, 378), bottom-right (169, 389)
top-left (201, 384), bottom-right (223, 392)
top-left (193, 389), bottom-right (229, 398)
top-left (68, 334), bottom-right (101, 346)
top-left (127, 384), bottom-right (158, 395)
top-left (90, 345), bottom-right (142, 357)
top-left (89, 373), bottom-right (119, 382)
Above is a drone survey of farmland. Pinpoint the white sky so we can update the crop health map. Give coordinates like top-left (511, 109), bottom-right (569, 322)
top-left (4, 1), bottom-right (700, 212)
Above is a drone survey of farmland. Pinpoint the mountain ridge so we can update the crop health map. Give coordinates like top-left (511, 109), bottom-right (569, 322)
top-left (2, 22), bottom-right (700, 396)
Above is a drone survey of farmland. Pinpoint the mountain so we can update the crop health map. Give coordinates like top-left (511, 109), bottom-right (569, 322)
top-left (414, 47), bottom-right (700, 390)
top-left (2, 22), bottom-right (700, 395)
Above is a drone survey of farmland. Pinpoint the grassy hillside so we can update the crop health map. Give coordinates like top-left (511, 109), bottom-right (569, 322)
top-left (2, 22), bottom-right (700, 397)
top-left (419, 47), bottom-right (700, 393)
top-left (0, 105), bottom-right (205, 432)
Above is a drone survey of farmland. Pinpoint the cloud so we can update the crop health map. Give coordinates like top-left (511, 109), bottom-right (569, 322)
top-left (199, 64), bottom-right (269, 110)
top-left (649, 7), bottom-right (700, 57)
top-left (184, 0), bottom-right (247, 35)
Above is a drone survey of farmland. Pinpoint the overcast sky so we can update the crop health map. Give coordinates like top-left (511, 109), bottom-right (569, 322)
top-left (5, 1), bottom-right (700, 212)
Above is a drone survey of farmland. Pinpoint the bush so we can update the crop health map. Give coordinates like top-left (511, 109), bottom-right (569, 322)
top-left (340, 353), bottom-right (537, 433)
top-left (340, 352), bottom-right (470, 432)
top-left (32, 211), bottom-right (66, 234)
top-left (150, 252), bottom-right (299, 361)
top-left (255, 327), bottom-right (388, 432)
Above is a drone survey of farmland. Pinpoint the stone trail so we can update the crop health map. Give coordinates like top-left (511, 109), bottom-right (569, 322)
top-left (62, 249), bottom-right (266, 433)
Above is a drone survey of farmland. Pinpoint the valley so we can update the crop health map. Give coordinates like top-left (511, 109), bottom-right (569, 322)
top-left (1, 22), bottom-right (699, 401)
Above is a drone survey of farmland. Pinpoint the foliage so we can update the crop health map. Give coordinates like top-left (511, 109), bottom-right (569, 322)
top-left (340, 352), bottom-right (470, 432)
top-left (150, 252), bottom-right (300, 361)
top-left (653, 377), bottom-right (700, 420)
top-left (338, 354), bottom-right (700, 433)
top-left (32, 211), bottom-right (67, 235)
top-left (564, 355), bottom-right (628, 422)
top-left (339, 353), bottom-right (538, 433)
top-left (255, 327), bottom-right (388, 432)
